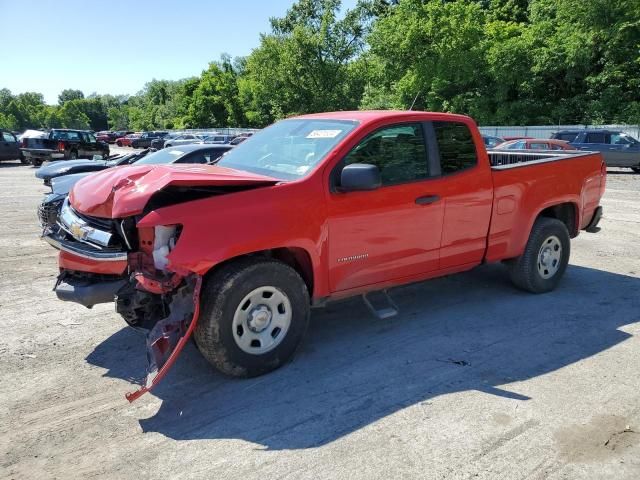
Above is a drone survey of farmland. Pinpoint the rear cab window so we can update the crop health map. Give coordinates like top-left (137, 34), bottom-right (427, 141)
top-left (585, 133), bottom-right (606, 144)
top-left (556, 132), bottom-right (578, 142)
top-left (433, 121), bottom-right (478, 174)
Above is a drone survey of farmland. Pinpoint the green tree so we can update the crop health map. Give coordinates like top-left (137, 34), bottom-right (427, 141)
top-left (365, 0), bottom-right (489, 116)
top-left (239, 0), bottom-right (369, 126)
top-left (187, 56), bottom-right (245, 128)
top-left (58, 89), bottom-right (85, 105)
top-left (58, 100), bottom-right (90, 129)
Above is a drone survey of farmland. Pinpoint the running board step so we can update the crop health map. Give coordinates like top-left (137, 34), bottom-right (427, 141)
top-left (362, 290), bottom-right (399, 320)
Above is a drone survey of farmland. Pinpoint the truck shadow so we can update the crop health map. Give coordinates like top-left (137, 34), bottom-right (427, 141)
top-left (86, 263), bottom-right (640, 450)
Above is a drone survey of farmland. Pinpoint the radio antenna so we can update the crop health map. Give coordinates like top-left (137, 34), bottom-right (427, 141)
top-left (409, 91), bottom-right (420, 111)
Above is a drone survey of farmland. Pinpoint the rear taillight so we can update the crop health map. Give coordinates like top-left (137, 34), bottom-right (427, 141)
top-left (57, 141), bottom-right (65, 152)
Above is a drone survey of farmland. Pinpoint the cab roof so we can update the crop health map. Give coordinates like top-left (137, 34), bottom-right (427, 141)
top-left (293, 110), bottom-right (474, 125)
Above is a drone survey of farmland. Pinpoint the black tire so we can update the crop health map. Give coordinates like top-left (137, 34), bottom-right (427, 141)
top-left (116, 141), bottom-right (122, 147)
top-left (194, 258), bottom-right (310, 378)
top-left (20, 151), bottom-right (27, 164)
top-left (69, 150), bottom-right (78, 160)
top-left (632, 167), bottom-right (640, 174)
top-left (508, 217), bottom-right (570, 293)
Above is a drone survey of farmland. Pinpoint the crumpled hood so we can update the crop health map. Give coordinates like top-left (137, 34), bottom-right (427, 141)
top-left (69, 163), bottom-right (280, 218)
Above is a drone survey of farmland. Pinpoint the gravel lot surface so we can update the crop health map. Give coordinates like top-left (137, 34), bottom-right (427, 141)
top-left (1, 160), bottom-right (639, 479)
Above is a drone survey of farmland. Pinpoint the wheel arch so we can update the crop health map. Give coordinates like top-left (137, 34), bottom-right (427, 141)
top-left (202, 247), bottom-right (315, 300)
top-left (536, 202), bottom-right (579, 238)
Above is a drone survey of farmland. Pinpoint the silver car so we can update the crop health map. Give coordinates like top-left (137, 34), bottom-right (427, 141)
top-left (163, 133), bottom-right (207, 148)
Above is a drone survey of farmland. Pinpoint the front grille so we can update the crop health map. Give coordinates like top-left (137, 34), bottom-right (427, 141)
top-left (38, 199), bottom-right (63, 228)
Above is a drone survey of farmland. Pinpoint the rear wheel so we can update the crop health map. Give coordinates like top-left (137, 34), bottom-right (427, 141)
top-left (194, 258), bottom-right (310, 378)
top-left (508, 217), bottom-right (570, 293)
top-left (116, 141), bottom-right (122, 147)
top-left (69, 150), bottom-right (78, 160)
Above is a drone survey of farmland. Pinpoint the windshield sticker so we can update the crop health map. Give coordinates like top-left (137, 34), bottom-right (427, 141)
top-left (306, 129), bottom-right (342, 139)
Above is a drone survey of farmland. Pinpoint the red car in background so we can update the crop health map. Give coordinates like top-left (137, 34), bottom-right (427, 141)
top-left (496, 138), bottom-right (575, 151)
top-left (115, 133), bottom-right (140, 147)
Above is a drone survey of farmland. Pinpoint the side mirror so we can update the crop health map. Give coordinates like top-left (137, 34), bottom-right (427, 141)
top-left (340, 163), bottom-right (381, 192)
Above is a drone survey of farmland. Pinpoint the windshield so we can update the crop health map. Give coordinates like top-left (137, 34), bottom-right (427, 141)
top-left (216, 119), bottom-right (358, 180)
top-left (134, 148), bottom-right (188, 165)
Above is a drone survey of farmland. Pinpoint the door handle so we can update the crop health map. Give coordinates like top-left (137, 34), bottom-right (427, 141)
top-left (415, 195), bottom-right (440, 205)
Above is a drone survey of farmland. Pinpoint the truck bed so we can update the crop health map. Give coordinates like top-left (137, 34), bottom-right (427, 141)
top-left (485, 149), bottom-right (605, 262)
top-left (487, 149), bottom-right (594, 168)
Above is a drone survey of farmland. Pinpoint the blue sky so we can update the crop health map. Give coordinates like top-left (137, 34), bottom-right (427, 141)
top-left (0, 0), bottom-right (357, 104)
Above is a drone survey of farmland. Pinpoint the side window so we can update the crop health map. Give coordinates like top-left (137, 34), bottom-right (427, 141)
top-left (557, 133), bottom-right (578, 142)
top-left (585, 133), bottom-right (606, 144)
top-left (610, 133), bottom-right (630, 145)
top-left (506, 141), bottom-right (526, 150)
top-left (341, 123), bottom-right (428, 186)
top-left (88, 133), bottom-right (96, 143)
top-left (529, 142), bottom-right (549, 150)
top-left (2, 132), bottom-right (17, 142)
top-left (67, 131), bottom-right (80, 141)
top-left (433, 122), bottom-right (477, 174)
top-left (80, 133), bottom-right (89, 142)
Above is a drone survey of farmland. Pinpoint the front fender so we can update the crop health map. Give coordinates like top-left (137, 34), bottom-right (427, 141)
top-left (136, 179), bottom-right (330, 297)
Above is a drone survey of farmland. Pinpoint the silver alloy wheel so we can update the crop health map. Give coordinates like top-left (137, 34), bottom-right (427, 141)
top-left (232, 286), bottom-right (292, 355)
top-left (537, 235), bottom-right (562, 279)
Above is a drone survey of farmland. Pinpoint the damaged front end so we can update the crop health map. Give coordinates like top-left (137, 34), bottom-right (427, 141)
top-left (44, 199), bottom-right (204, 401)
top-left (43, 164), bottom-right (282, 401)
top-left (125, 275), bottom-right (202, 402)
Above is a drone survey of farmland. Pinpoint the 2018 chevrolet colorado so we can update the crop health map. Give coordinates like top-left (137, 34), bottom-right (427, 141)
top-left (42, 111), bottom-right (606, 401)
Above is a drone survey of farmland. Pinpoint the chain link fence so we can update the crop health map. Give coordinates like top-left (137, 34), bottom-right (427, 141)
top-left (478, 124), bottom-right (640, 139)
top-left (175, 127), bottom-right (260, 136)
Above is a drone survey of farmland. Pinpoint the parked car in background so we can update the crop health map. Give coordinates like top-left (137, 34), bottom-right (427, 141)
top-left (131, 131), bottom-right (168, 148)
top-left (482, 135), bottom-right (504, 148)
top-left (35, 149), bottom-right (152, 186)
top-left (150, 132), bottom-right (181, 149)
top-left (96, 131), bottom-right (119, 143)
top-left (163, 133), bottom-right (205, 148)
top-left (502, 136), bottom-right (534, 141)
top-left (495, 139), bottom-right (574, 151)
top-left (551, 130), bottom-right (640, 172)
top-left (229, 132), bottom-right (254, 145)
top-left (20, 129), bottom-right (109, 166)
top-left (37, 144), bottom-right (234, 230)
top-left (0, 129), bottom-right (23, 162)
top-left (115, 133), bottom-right (140, 147)
top-left (202, 133), bottom-right (235, 144)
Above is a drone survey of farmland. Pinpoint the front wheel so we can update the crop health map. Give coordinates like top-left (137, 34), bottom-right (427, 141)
top-left (507, 217), bottom-right (570, 293)
top-left (194, 258), bottom-right (310, 378)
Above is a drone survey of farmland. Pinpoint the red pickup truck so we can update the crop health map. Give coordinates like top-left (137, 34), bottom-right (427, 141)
top-left (43, 111), bottom-right (606, 401)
